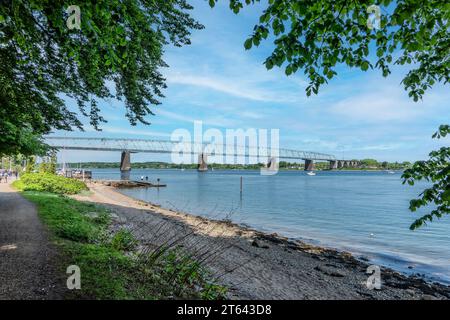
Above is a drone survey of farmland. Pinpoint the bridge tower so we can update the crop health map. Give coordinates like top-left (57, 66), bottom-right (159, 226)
top-left (304, 159), bottom-right (315, 171)
top-left (198, 153), bottom-right (208, 172)
top-left (329, 160), bottom-right (338, 170)
top-left (120, 151), bottom-right (131, 180)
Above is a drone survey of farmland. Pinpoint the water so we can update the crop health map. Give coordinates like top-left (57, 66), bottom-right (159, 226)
top-left (90, 168), bottom-right (450, 284)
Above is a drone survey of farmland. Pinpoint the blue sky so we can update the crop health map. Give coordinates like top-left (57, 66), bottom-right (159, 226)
top-left (56, 0), bottom-right (449, 163)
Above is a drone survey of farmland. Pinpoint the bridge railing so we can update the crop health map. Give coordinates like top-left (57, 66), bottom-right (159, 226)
top-left (44, 137), bottom-right (336, 161)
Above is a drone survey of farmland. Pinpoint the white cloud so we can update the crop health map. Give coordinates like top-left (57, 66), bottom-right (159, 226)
top-left (329, 90), bottom-right (422, 122)
top-left (238, 111), bottom-right (264, 119)
top-left (156, 109), bottom-right (238, 127)
top-left (355, 143), bottom-right (403, 151)
top-left (167, 72), bottom-right (300, 103)
top-left (327, 77), bottom-right (449, 123)
top-left (85, 126), bottom-right (171, 138)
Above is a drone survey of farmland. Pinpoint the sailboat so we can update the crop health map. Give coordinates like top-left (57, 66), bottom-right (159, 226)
top-left (306, 171), bottom-right (316, 176)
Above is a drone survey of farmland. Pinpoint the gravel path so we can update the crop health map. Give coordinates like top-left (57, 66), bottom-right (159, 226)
top-left (0, 181), bottom-right (65, 300)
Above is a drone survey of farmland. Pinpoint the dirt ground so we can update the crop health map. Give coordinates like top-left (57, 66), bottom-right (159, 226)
top-left (0, 181), bottom-right (66, 300)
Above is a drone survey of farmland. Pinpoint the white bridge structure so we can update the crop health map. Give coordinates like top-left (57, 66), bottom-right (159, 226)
top-left (44, 136), bottom-right (353, 178)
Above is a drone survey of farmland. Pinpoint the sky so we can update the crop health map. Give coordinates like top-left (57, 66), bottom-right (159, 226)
top-left (55, 0), bottom-right (449, 164)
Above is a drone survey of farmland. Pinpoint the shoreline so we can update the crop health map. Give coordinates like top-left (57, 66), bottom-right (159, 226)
top-left (73, 181), bottom-right (450, 300)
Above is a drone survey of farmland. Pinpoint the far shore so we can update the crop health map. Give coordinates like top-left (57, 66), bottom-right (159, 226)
top-left (72, 181), bottom-right (449, 300)
top-left (66, 166), bottom-right (405, 172)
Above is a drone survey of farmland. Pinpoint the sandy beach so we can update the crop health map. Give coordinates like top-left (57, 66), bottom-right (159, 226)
top-left (72, 182), bottom-right (450, 300)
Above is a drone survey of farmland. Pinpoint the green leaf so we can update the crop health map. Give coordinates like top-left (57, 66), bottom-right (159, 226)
top-left (285, 65), bottom-right (292, 76)
top-left (443, 190), bottom-right (450, 202)
top-left (361, 61), bottom-right (369, 71)
top-left (376, 48), bottom-right (384, 58)
top-left (265, 59), bottom-right (274, 70)
top-left (244, 38), bottom-right (253, 50)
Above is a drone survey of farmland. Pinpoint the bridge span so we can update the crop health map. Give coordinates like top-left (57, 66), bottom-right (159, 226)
top-left (44, 137), bottom-right (354, 178)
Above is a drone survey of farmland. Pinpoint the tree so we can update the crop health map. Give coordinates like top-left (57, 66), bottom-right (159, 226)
top-left (0, 1), bottom-right (203, 155)
top-left (25, 155), bottom-right (36, 173)
top-left (361, 159), bottom-right (379, 167)
top-left (402, 125), bottom-right (450, 230)
top-left (38, 152), bottom-right (57, 174)
top-left (0, 126), bottom-right (48, 157)
top-left (209, 0), bottom-right (449, 98)
top-left (402, 161), bottom-right (412, 167)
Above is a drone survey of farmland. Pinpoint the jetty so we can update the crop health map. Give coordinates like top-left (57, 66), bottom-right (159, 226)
top-left (92, 180), bottom-right (167, 188)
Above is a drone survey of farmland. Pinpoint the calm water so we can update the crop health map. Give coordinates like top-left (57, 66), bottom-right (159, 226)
top-left (91, 168), bottom-right (450, 284)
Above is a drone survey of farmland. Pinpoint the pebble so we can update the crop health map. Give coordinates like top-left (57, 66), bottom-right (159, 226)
top-left (314, 265), bottom-right (345, 277)
top-left (85, 211), bottom-right (99, 218)
top-left (359, 256), bottom-right (370, 262)
top-left (421, 294), bottom-right (438, 300)
top-left (406, 289), bottom-right (416, 296)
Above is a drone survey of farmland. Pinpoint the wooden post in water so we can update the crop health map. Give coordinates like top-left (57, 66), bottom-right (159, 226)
top-left (240, 176), bottom-right (243, 195)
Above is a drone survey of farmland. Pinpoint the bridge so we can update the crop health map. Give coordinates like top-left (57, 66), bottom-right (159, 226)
top-left (45, 137), bottom-right (357, 178)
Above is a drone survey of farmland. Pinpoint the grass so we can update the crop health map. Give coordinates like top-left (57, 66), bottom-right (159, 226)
top-left (21, 191), bottom-right (227, 300)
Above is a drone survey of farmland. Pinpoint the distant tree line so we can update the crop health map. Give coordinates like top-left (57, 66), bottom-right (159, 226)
top-left (65, 160), bottom-right (412, 171)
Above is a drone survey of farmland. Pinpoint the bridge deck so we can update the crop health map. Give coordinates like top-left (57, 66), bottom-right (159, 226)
top-left (45, 137), bottom-right (336, 161)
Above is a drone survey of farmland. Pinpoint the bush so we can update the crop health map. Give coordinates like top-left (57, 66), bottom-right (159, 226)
top-left (13, 173), bottom-right (88, 194)
top-left (110, 229), bottom-right (138, 252)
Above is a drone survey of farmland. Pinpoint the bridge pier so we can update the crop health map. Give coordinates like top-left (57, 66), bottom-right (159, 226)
top-left (353, 161), bottom-right (360, 168)
top-left (304, 159), bottom-right (315, 171)
top-left (120, 151), bottom-right (131, 180)
top-left (267, 157), bottom-right (278, 171)
top-left (198, 153), bottom-right (208, 172)
top-left (260, 157), bottom-right (279, 175)
top-left (329, 160), bottom-right (338, 170)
